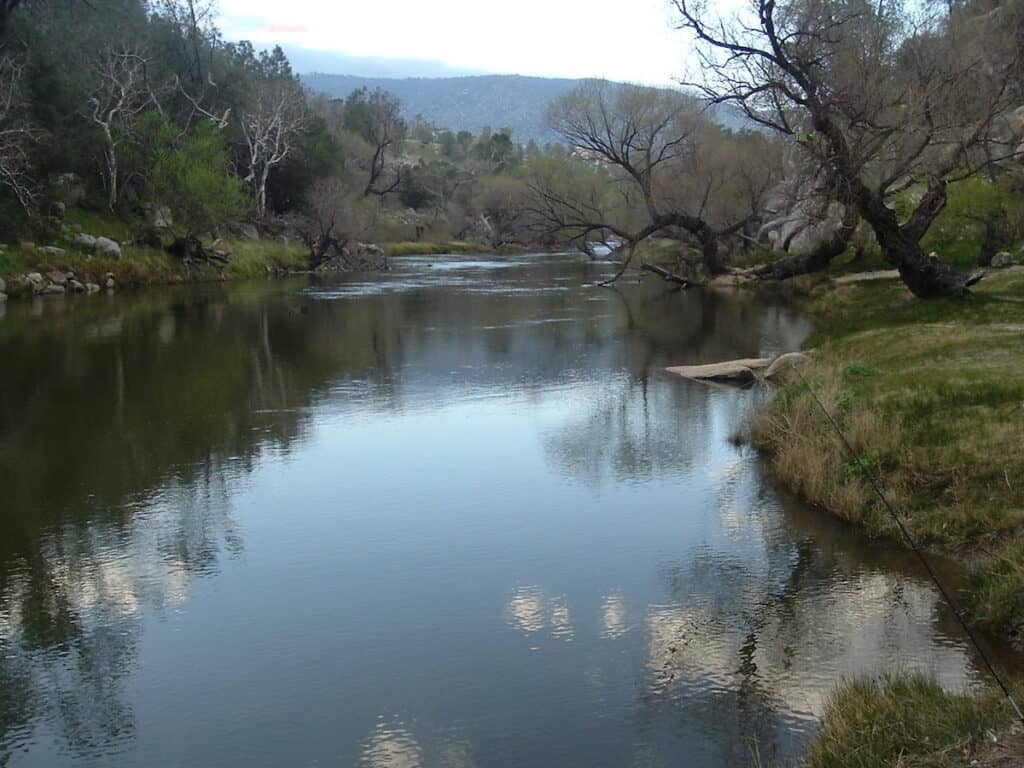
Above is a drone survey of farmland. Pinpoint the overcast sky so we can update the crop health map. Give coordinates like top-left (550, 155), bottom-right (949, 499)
top-left (216, 0), bottom-right (699, 84)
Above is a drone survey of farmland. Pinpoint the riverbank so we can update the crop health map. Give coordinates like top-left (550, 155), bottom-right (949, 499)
top-left (748, 268), bottom-right (1024, 767)
top-left (0, 215), bottom-right (506, 301)
top-left (750, 267), bottom-right (1024, 641)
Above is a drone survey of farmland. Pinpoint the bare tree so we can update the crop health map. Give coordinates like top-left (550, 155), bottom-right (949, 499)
top-left (240, 77), bottom-right (309, 219)
top-left (297, 177), bottom-right (363, 267)
top-left (0, 55), bottom-right (39, 209)
top-left (673, 0), bottom-right (1023, 297)
top-left (88, 45), bottom-right (162, 210)
top-left (530, 81), bottom-right (777, 282)
top-left (357, 89), bottom-right (405, 198)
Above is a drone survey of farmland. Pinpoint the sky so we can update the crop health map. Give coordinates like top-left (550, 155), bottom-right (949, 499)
top-left (216, 0), bottom-right (696, 85)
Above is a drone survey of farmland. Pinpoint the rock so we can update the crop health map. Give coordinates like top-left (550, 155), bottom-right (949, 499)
top-left (94, 237), bottom-right (122, 260)
top-left (41, 283), bottom-right (65, 295)
top-left (236, 223), bottom-right (259, 240)
top-left (992, 251), bottom-right (1015, 268)
top-left (86, 282), bottom-right (100, 293)
top-left (105, 277), bottom-right (115, 290)
top-left (26, 272), bottom-right (43, 285)
top-left (48, 201), bottom-right (66, 219)
top-left (46, 271), bottom-right (68, 285)
top-left (50, 172), bottom-right (85, 206)
top-left (73, 233), bottom-right (98, 252)
top-left (666, 358), bottom-right (773, 383)
top-left (0, 292), bottom-right (6, 303)
top-left (37, 246), bottom-right (67, 258)
top-left (69, 279), bottom-right (86, 293)
top-left (143, 203), bottom-right (173, 230)
top-left (765, 352), bottom-right (810, 380)
top-left (0, 277), bottom-right (5, 294)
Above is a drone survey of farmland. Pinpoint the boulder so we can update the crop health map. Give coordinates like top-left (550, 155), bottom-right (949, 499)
top-left (765, 352), bottom-right (810, 380)
top-left (86, 282), bottom-right (101, 293)
top-left (0, 292), bottom-right (6, 303)
top-left (26, 272), bottom-right (44, 285)
top-left (38, 246), bottom-right (67, 258)
top-left (992, 251), bottom-right (1015, 268)
top-left (0, 277), bottom-right (5, 294)
top-left (143, 203), bottom-right (173, 230)
top-left (73, 233), bottom-right (98, 252)
top-left (50, 172), bottom-right (85, 206)
top-left (46, 271), bottom-right (68, 286)
top-left (69, 279), bottom-right (86, 294)
top-left (105, 277), bottom-right (116, 290)
top-left (95, 237), bottom-right (122, 260)
top-left (666, 358), bottom-right (772, 383)
top-left (235, 223), bottom-right (260, 240)
top-left (41, 283), bottom-right (65, 295)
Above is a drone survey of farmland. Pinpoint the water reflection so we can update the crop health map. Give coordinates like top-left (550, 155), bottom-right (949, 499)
top-left (505, 586), bottom-right (575, 642)
top-left (0, 255), bottom-right (1014, 767)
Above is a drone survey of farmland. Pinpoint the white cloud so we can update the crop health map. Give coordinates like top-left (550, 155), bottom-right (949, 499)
top-left (216, 0), bottom-right (694, 84)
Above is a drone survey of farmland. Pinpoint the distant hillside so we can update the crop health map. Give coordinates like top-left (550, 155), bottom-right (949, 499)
top-left (302, 73), bottom-right (583, 145)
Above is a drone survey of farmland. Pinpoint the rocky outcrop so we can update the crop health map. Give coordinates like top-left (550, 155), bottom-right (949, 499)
top-left (50, 172), bottom-right (86, 206)
top-left (144, 203), bottom-right (173, 230)
top-left (8, 269), bottom-right (114, 299)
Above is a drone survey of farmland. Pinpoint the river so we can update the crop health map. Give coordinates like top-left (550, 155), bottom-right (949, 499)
top-left (0, 253), bottom-right (1004, 766)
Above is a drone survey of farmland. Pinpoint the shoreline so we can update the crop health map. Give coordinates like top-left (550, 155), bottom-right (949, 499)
top-left (741, 268), bottom-right (1024, 767)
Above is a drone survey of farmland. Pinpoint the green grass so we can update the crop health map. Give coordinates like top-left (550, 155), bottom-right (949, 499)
top-left (382, 241), bottom-right (493, 256)
top-left (221, 239), bottom-right (307, 278)
top-left (752, 270), bottom-right (1024, 640)
top-left (806, 674), bottom-right (1015, 768)
top-left (1, 230), bottom-right (308, 295)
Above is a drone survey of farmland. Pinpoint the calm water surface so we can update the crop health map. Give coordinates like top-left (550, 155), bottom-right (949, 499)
top-left (0, 254), bottom-right (1009, 766)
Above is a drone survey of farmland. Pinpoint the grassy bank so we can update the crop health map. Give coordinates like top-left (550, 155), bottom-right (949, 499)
top-left (802, 674), bottom-right (1021, 768)
top-left (751, 269), bottom-right (1024, 640)
top-left (0, 238), bottom-right (309, 295)
top-left (382, 240), bottom-right (493, 256)
top-left (749, 269), bottom-right (1024, 767)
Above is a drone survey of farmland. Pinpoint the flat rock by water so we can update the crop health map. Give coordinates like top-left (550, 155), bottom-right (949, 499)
top-left (666, 358), bottom-right (772, 383)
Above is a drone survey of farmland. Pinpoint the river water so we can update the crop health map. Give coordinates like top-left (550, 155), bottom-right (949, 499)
top-left (0, 254), bottom-right (1006, 766)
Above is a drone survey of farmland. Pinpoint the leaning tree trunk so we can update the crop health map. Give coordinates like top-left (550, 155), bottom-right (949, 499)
top-left (865, 204), bottom-right (980, 298)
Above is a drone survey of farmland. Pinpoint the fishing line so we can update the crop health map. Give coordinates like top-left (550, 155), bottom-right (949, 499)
top-left (790, 365), bottom-right (1024, 726)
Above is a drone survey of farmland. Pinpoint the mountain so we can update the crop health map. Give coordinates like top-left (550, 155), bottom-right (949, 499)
top-left (302, 73), bottom-right (752, 145)
top-left (282, 48), bottom-right (486, 79)
top-left (302, 73), bottom-right (581, 145)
